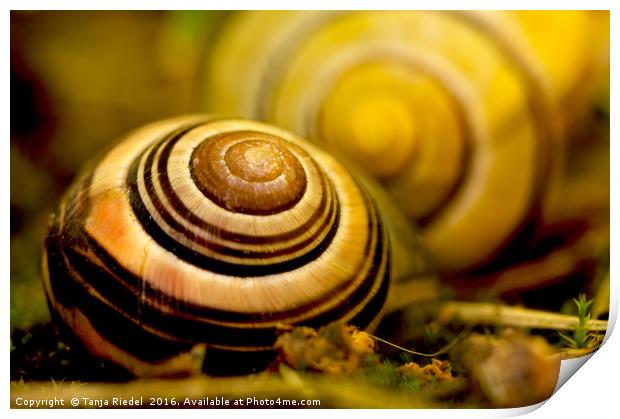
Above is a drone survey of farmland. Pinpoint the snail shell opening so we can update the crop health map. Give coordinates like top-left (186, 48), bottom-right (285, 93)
top-left (42, 116), bottom-right (390, 377)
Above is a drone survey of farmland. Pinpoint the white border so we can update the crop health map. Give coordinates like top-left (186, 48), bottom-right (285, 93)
top-left (2, 0), bottom-right (617, 11)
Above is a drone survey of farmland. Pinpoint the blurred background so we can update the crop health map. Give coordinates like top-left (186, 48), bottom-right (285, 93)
top-left (11, 11), bottom-right (230, 331)
top-left (10, 10), bottom-right (609, 339)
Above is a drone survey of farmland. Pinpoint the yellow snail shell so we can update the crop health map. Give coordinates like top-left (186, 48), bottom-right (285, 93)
top-left (511, 10), bottom-right (607, 131)
top-left (42, 115), bottom-right (417, 377)
top-left (201, 11), bottom-right (601, 274)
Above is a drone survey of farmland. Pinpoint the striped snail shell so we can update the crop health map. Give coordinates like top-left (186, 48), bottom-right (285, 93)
top-left (42, 116), bottom-right (392, 377)
top-left (202, 11), bottom-right (586, 274)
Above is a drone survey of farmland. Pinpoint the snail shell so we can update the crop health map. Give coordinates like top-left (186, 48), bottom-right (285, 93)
top-left (511, 10), bottom-right (606, 133)
top-left (42, 116), bottom-right (393, 376)
top-left (202, 11), bottom-right (582, 274)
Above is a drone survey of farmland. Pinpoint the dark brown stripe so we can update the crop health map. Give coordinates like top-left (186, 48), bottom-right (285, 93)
top-left (301, 193), bottom-right (389, 330)
top-left (56, 120), bottom-right (380, 323)
top-left (44, 220), bottom-right (193, 362)
top-left (48, 169), bottom-right (387, 330)
top-left (152, 125), bottom-right (333, 245)
top-left (127, 125), bottom-right (342, 276)
top-left (44, 202), bottom-right (387, 355)
top-left (149, 130), bottom-right (337, 256)
top-left (73, 216), bottom-right (384, 327)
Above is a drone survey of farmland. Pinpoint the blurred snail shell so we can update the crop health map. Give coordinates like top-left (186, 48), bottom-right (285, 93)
top-left (511, 10), bottom-right (607, 133)
top-left (202, 10), bottom-right (591, 274)
top-left (42, 116), bottom-right (395, 377)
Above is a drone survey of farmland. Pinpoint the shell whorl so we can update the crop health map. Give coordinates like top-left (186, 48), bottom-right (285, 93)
top-left (42, 116), bottom-right (390, 376)
top-left (203, 11), bottom-right (570, 273)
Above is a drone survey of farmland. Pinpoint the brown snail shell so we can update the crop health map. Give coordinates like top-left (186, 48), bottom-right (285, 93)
top-left (42, 115), bottom-right (402, 376)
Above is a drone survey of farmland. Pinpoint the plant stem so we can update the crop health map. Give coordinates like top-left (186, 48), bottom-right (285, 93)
top-left (434, 301), bottom-right (608, 332)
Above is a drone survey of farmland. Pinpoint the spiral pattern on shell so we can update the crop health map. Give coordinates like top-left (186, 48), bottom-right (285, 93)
top-left (42, 116), bottom-right (390, 376)
top-left (202, 11), bottom-right (580, 274)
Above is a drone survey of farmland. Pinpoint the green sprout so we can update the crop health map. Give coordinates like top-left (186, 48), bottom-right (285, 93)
top-left (559, 294), bottom-right (594, 349)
